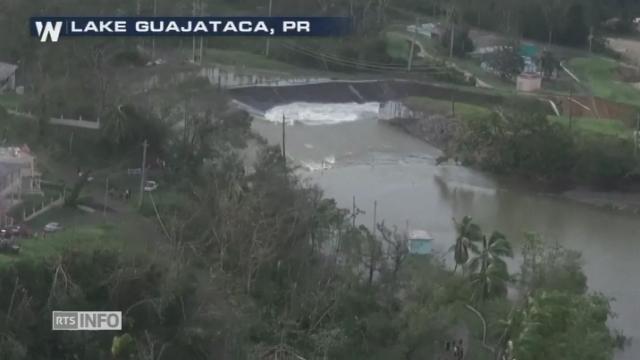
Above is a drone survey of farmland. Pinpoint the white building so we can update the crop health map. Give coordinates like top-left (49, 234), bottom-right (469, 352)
top-left (0, 146), bottom-right (41, 198)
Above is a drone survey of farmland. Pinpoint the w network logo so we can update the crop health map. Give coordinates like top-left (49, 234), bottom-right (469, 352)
top-left (34, 21), bottom-right (64, 43)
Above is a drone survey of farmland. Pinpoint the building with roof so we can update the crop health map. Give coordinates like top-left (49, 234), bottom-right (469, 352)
top-left (408, 230), bottom-right (434, 255)
top-left (0, 146), bottom-right (41, 198)
top-left (0, 62), bottom-right (17, 93)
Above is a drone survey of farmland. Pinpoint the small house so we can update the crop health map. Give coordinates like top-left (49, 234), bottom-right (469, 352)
top-left (0, 146), bottom-right (41, 197)
top-left (0, 62), bottom-right (17, 93)
top-left (408, 230), bottom-right (434, 255)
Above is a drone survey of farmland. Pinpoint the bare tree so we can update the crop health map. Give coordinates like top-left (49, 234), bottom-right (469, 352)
top-left (377, 221), bottom-right (408, 278)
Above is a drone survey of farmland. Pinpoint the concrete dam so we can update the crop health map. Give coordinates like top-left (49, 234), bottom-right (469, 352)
top-left (227, 80), bottom-right (504, 115)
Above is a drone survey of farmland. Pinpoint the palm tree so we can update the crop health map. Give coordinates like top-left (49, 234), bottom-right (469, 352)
top-left (468, 231), bottom-right (514, 302)
top-left (452, 216), bottom-right (482, 273)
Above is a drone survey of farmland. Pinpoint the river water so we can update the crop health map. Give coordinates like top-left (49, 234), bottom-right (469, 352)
top-left (253, 103), bottom-right (640, 359)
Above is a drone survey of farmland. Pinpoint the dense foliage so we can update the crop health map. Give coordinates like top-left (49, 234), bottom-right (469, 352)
top-left (454, 101), bottom-right (640, 189)
top-left (396, 0), bottom-right (640, 46)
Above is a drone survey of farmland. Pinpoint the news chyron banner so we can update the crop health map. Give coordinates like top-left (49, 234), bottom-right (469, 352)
top-left (31, 17), bottom-right (352, 43)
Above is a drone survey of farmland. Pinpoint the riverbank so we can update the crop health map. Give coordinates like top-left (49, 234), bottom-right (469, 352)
top-left (384, 114), bottom-right (459, 153)
top-left (386, 111), bottom-right (640, 214)
top-left (561, 188), bottom-right (640, 213)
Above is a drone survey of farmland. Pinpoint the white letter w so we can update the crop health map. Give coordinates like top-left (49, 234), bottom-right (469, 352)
top-left (35, 21), bottom-right (63, 43)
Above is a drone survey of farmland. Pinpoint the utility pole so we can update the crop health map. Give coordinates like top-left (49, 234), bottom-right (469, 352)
top-left (568, 88), bottom-right (573, 131)
top-left (281, 113), bottom-right (286, 168)
top-left (451, 93), bottom-right (456, 116)
top-left (103, 177), bottom-right (109, 217)
top-left (635, 113), bottom-right (639, 158)
top-left (407, 17), bottom-right (419, 72)
top-left (352, 196), bottom-right (357, 228)
top-left (192, 0), bottom-right (197, 62)
top-left (448, 6), bottom-right (456, 59)
top-left (265, 0), bottom-right (273, 56)
top-left (372, 200), bottom-right (377, 237)
top-left (199, 0), bottom-right (204, 64)
top-left (449, 22), bottom-right (455, 58)
top-left (151, 0), bottom-right (157, 59)
top-left (68, 131), bottom-right (74, 154)
top-left (138, 140), bottom-right (149, 208)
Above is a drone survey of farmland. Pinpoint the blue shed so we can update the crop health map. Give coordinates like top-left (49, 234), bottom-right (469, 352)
top-left (408, 230), bottom-right (434, 255)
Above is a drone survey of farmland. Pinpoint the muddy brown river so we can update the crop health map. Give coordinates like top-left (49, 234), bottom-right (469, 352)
top-left (252, 104), bottom-right (640, 359)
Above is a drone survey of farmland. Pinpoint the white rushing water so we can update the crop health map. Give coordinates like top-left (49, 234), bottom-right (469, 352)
top-left (264, 102), bottom-right (381, 125)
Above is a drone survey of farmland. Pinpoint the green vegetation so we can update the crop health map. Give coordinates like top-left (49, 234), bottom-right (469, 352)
top-left (453, 100), bottom-right (640, 188)
top-left (550, 115), bottom-right (632, 138)
top-left (0, 89), bottom-right (621, 360)
top-left (404, 96), bottom-right (492, 121)
top-left (396, 0), bottom-right (639, 47)
top-left (0, 1), bottom-right (635, 359)
top-left (198, 48), bottom-right (303, 73)
top-left (0, 225), bottom-right (133, 268)
top-left (385, 32), bottom-right (412, 62)
top-left (569, 57), bottom-right (640, 106)
top-left (0, 93), bottom-right (21, 109)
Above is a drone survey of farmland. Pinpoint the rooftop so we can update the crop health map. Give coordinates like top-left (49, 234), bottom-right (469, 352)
top-left (408, 230), bottom-right (434, 240)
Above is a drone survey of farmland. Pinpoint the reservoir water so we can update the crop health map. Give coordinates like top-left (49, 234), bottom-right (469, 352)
top-left (252, 103), bottom-right (640, 360)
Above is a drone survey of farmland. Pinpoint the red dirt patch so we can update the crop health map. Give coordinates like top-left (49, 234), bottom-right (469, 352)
top-left (555, 95), bottom-right (638, 125)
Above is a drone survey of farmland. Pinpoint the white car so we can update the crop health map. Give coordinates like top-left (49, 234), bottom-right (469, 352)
top-left (143, 180), bottom-right (158, 192)
top-left (44, 222), bottom-right (63, 233)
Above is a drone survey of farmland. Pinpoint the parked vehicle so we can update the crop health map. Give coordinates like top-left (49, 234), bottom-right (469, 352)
top-left (44, 222), bottom-right (63, 233)
top-left (8, 225), bottom-right (32, 238)
top-left (143, 180), bottom-right (158, 192)
top-left (0, 239), bottom-right (19, 254)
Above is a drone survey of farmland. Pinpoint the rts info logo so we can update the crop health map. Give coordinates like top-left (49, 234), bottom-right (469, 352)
top-left (52, 311), bottom-right (122, 331)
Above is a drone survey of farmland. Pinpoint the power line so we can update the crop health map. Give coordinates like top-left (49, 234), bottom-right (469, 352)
top-left (287, 43), bottom-right (445, 71)
top-left (138, 139), bottom-right (149, 208)
top-left (281, 43), bottom-right (449, 74)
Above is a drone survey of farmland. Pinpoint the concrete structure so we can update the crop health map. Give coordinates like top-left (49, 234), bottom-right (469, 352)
top-left (0, 62), bottom-right (17, 93)
top-left (516, 72), bottom-right (542, 92)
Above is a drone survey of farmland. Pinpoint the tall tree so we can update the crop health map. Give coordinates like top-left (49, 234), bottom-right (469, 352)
top-left (468, 231), bottom-right (513, 302)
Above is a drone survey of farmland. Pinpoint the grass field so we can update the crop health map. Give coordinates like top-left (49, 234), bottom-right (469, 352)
top-left (0, 93), bottom-right (21, 109)
top-left (0, 224), bottom-right (133, 268)
top-left (549, 115), bottom-right (632, 138)
top-left (404, 96), bottom-right (493, 121)
top-left (569, 57), bottom-right (640, 106)
top-left (199, 48), bottom-right (306, 73)
top-left (386, 32), bottom-right (412, 61)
